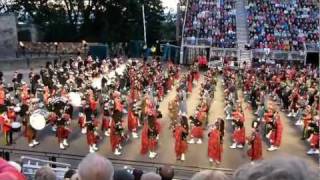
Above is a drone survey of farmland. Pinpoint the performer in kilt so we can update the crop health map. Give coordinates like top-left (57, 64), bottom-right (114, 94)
top-left (56, 110), bottom-right (71, 150)
top-left (208, 122), bottom-right (223, 164)
top-left (247, 128), bottom-right (263, 163)
top-left (230, 121), bottom-right (246, 149)
top-left (25, 113), bottom-right (40, 147)
top-left (174, 114), bottom-right (188, 161)
top-left (86, 121), bottom-right (99, 153)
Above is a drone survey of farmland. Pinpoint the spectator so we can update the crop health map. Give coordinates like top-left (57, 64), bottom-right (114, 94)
top-left (158, 165), bottom-right (174, 180)
top-left (0, 158), bottom-right (25, 180)
top-left (191, 170), bottom-right (229, 180)
top-left (233, 156), bottom-right (318, 180)
top-left (141, 172), bottom-right (162, 180)
top-left (34, 166), bottom-right (56, 180)
top-left (113, 169), bottom-right (134, 180)
top-left (133, 169), bottom-right (144, 180)
top-left (77, 153), bottom-right (114, 180)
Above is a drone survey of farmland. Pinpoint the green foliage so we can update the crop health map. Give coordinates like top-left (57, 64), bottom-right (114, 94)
top-left (3, 0), bottom-right (176, 44)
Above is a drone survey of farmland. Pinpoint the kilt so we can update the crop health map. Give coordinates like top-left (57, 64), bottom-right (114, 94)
top-left (191, 126), bottom-right (203, 138)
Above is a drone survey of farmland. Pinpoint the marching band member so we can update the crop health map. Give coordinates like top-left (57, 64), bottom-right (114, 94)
top-left (86, 121), bottom-right (99, 153)
top-left (187, 73), bottom-right (193, 93)
top-left (230, 121), bottom-right (245, 149)
top-left (247, 128), bottom-right (263, 163)
top-left (6, 106), bottom-right (16, 122)
top-left (141, 106), bottom-right (161, 159)
top-left (127, 101), bottom-right (139, 138)
top-left (101, 101), bottom-right (111, 136)
top-left (306, 117), bottom-right (319, 155)
top-left (0, 84), bottom-right (5, 114)
top-left (188, 113), bottom-right (204, 144)
top-left (168, 96), bottom-right (179, 129)
top-left (174, 114), bottom-right (188, 161)
top-left (56, 110), bottom-right (71, 150)
top-left (110, 120), bottom-right (124, 156)
top-left (208, 122), bottom-right (223, 164)
top-left (267, 111), bottom-right (283, 151)
top-left (2, 113), bottom-right (13, 145)
top-left (302, 106), bottom-right (312, 140)
top-left (25, 113), bottom-right (40, 147)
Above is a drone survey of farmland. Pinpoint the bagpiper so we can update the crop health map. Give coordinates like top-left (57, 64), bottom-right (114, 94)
top-left (208, 122), bottom-right (223, 164)
top-left (174, 114), bottom-right (188, 161)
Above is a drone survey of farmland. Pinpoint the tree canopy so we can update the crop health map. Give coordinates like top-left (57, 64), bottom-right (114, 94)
top-left (1, 0), bottom-right (176, 44)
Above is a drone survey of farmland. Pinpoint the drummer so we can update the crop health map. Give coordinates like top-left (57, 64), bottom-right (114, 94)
top-left (26, 112), bottom-right (40, 147)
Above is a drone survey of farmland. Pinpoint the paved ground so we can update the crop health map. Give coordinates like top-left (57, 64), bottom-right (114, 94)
top-left (1, 71), bottom-right (318, 171)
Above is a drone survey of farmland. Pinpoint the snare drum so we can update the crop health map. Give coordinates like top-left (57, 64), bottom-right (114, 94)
top-left (11, 122), bottom-right (22, 132)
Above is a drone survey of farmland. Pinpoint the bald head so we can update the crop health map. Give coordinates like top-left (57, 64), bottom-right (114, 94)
top-left (233, 156), bottom-right (318, 180)
top-left (159, 165), bottom-right (174, 180)
top-left (191, 170), bottom-right (229, 180)
top-left (78, 153), bottom-right (114, 180)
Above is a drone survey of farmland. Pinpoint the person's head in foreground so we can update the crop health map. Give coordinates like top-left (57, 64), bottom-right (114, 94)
top-left (77, 153), bottom-right (114, 180)
top-left (141, 172), bottom-right (161, 180)
top-left (191, 170), bottom-right (229, 180)
top-left (233, 156), bottom-right (318, 180)
top-left (35, 166), bottom-right (56, 180)
top-left (158, 165), bottom-right (174, 180)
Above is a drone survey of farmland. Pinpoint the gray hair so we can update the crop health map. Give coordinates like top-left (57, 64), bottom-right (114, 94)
top-left (78, 153), bottom-right (114, 180)
top-left (141, 172), bottom-right (162, 180)
top-left (34, 166), bottom-right (56, 180)
top-left (191, 170), bottom-right (230, 180)
top-left (233, 156), bottom-right (318, 180)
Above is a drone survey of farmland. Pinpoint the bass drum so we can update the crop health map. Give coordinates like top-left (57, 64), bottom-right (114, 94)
top-left (30, 109), bottom-right (49, 130)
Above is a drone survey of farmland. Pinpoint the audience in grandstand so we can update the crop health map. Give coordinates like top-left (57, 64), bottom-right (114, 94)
top-left (184, 0), bottom-right (237, 48)
top-left (247, 0), bottom-right (319, 51)
top-left (35, 166), bottom-right (56, 180)
top-left (1, 154), bottom-right (318, 180)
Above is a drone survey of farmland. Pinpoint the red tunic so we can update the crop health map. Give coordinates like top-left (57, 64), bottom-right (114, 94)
top-left (0, 89), bottom-right (5, 105)
top-left (140, 124), bottom-right (149, 155)
top-left (78, 116), bottom-right (85, 128)
top-left (270, 116), bottom-right (283, 147)
top-left (87, 131), bottom-right (96, 145)
top-left (208, 129), bottom-right (222, 162)
top-left (232, 127), bottom-right (246, 144)
top-left (247, 133), bottom-right (263, 161)
top-left (174, 126), bottom-right (188, 157)
top-left (110, 121), bottom-right (121, 152)
top-left (310, 134), bottom-right (319, 148)
top-left (102, 116), bottom-right (110, 129)
top-left (127, 109), bottom-right (138, 131)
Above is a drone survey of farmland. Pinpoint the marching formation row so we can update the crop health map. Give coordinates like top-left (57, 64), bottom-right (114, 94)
top-left (0, 57), bottom-right (318, 165)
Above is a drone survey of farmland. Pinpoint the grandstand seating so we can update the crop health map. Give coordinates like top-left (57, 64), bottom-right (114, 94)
top-left (183, 0), bottom-right (237, 48)
top-left (247, 0), bottom-right (319, 51)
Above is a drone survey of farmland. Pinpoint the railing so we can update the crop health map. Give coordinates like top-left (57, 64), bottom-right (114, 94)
top-left (252, 49), bottom-right (306, 61)
top-left (1, 147), bottom-right (234, 179)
